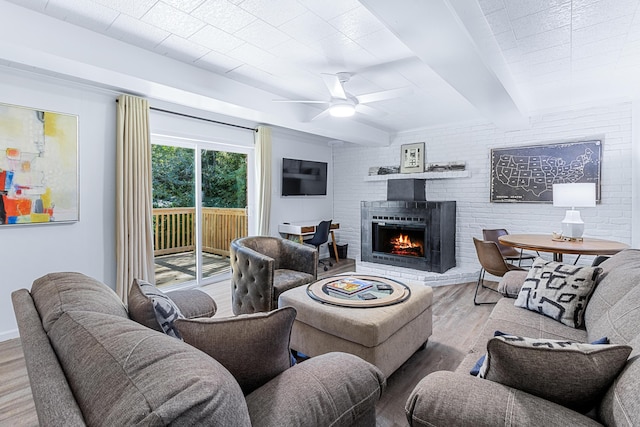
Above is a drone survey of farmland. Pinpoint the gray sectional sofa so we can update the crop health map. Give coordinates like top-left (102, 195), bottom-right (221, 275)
top-left (12, 272), bottom-right (385, 426)
top-left (406, 249), bottom-right (640, 426)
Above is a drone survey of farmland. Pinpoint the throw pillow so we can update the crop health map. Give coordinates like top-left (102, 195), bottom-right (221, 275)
top-left (470, 335), bottom-right (610, 376)
top-left (514, 258), bottom-right (601, 328)
top-left (478, 335), bottom-right (631, 413)
top-left (469, 331), bottom-right (508, 376)
top-left (128, 279), bottom-right (184, 339)
top-left (176, 307), bottom-right (296, 395)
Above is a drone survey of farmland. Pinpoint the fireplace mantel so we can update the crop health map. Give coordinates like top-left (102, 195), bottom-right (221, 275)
top-left (363, 170), bottom-right (470, 182)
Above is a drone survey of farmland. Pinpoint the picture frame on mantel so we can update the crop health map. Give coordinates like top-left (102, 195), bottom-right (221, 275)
top-left (400, 142), bottom-right (425, 173)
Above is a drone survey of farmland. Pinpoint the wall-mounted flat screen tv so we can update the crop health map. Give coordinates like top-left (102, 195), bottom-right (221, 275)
top-left (282, 158), bottom-right (328, 196)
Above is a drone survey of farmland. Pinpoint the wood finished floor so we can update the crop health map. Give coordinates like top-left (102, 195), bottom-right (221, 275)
top-left (1, 268), bottom-right (497, 426)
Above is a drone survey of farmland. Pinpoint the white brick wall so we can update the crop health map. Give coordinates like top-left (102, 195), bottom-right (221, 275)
top-left (333, 102), bottom-right (633, 283)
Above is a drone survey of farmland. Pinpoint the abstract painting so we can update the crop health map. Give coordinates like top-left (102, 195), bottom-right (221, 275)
top-left (0, 102), bottom-right (78, 225)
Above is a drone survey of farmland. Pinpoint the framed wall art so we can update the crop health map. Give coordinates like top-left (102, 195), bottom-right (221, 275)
top-left (490, 139), bottom-right (601, 203)
top-left (0, 102), bottom-right (78, 225)
top-left (400, 142), bottom-right (425, 173)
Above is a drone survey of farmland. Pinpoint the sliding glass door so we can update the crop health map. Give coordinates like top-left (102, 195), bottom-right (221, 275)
top-left (152, 144), bottom-right (197, 286)
top-left (152, 136), bottom-right (251, 289)
top-left (200, 148), bottom-right (248, 281)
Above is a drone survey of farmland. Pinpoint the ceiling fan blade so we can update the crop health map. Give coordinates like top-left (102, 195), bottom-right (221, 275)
top-left (356, 87), bottom-right (413, 104)
top-left (272, 99), bottom-right (330, 104)
top-left (355, 104), bottom-right (387, 117)
top-left (310, 107), bottom-right (332, 121)
top-left (321, 73), bottom-right (347, 100)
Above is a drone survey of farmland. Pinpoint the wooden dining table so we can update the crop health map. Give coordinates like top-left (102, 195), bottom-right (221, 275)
top-left (498, 234), bottom-right (629, 263)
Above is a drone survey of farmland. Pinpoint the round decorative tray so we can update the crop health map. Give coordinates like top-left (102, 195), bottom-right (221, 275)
top-left (306, 274), bottom-right (410, 308)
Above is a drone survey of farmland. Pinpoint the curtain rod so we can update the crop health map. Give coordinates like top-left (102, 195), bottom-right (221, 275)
top-left (150, 107), bottom-right (258, 132)
top-left (116, 99), bottom-right (258, 132)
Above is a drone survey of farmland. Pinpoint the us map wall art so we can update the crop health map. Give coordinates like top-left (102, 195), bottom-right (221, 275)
top-left (490, 140), bottom-right (601, 203)
top-left (0, 103), bottom-right (78, 225)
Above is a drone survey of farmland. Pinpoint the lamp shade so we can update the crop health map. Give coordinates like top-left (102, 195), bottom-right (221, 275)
top-left (552, 183), bottom-right (596, 208)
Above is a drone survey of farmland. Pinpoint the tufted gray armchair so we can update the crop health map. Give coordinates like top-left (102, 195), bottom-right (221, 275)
top-left (231, 236), bottom-right (318, 314)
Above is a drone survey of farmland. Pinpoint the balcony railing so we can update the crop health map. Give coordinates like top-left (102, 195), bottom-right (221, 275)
top-left (153, 207), bottom-right (247, 256)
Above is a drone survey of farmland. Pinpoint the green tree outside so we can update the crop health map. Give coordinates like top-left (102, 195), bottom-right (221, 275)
top-left (201, 149), bottom-right (247, 208)
top-left (152, 145), bottom-right (247, 209)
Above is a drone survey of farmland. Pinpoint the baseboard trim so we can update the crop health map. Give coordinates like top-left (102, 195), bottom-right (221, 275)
top-left (0, 329), bottom-right (20, 342)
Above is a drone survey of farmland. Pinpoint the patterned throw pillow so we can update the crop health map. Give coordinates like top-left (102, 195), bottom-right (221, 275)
top-left (133, 279), bottom-right (184, 339)
top-left (514, 258), bottom-right (601, 328)
top-left (478, 335), bottom-right (631, 413)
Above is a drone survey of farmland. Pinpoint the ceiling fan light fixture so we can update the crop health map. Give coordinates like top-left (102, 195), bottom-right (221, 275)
top-left (329, 101), bottom-right (356, 117)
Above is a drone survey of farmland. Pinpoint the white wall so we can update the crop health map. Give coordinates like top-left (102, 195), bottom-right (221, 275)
top-left (270, 128), bottom-right (334, 256)
top-left (633, 101), bottom-right (640, 248)
top-left (334, 102), bottom-right (634, 273)
top-left (0, 67), bottom-right (117, 341)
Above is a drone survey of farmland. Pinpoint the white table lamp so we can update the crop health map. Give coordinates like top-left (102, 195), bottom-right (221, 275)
top-left (552, 183), bottom-right (596, 239)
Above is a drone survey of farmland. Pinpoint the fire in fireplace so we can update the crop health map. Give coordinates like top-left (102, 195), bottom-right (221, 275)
top-left (390, 233), bottom-right (424, 257)
top-left (373, 224), bottom-right (425, 258)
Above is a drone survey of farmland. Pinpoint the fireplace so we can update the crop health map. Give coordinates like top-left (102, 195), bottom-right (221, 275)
top-left (361, 200), bottom-right (456, 273)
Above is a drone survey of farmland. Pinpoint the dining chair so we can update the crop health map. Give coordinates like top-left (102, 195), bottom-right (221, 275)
top-left (482, 229), bottom-right (536, 267)
top-left (307, 220), bottom-right (333, 271)
top-left (473, 237), bottom-right (526, 305)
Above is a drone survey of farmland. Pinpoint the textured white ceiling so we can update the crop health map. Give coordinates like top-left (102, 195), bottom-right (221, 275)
top-left (8, 0), bottom-right (640, 133)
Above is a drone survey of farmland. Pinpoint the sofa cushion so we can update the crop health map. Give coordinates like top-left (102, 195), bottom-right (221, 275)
top-left (586, 282), bottom-right (640, 346)
top-left (467, 298), bottom-right (589, 356)
top-left (588, 282), bottom-right (640, 426)
top-left (599, 335), bottom-right (640, 426)
top-left (497, 270), bottom-right (528, 298)
top-left (128, 279), bottom-right (183, 339)
top-left (176, 307), bottom-right (296, 395)
top-left (48, 310), bottom-right (251, 426)
top-left (585, 249), bottom-right (640, 340)
top-left (246, 352), bottom-right (385, 427)
top-left (168, 289), bottom-right (217, 319)
top-left (31, 272), bottom-right (128, 333)
top-left (514, 258), bottom-right (601, 328)
top-left (273, 269), bottom-right (315, 299)
top-left (479, 335), bottom-right (631, 413)
top-left (406, 371), bottom-right (602, 427)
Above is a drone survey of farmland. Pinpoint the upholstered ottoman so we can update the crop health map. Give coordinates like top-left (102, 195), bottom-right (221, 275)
top-left (278, 280), bottom-right (433, 378)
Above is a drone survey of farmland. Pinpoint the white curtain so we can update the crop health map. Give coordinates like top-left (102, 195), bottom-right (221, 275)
top-left (116, 94), bottom-right (155, 305)
top-left (255, 125), bottom-right (272, 236)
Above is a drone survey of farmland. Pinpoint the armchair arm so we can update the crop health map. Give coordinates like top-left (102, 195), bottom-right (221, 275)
top-left (497, 270), bottom-right (528, 298)
top-left (406, 371), bottom-right (601, 427)
top-left (231, 241), bottom-right (276, 313)
top-left (167, 289), bottom-right (217, 319)
top-left (176, 307), bottom-right (296, 395)
top-left (246, 352), bottom-right (385, 427)
top-left (279, 238), bottom-right (318, 278)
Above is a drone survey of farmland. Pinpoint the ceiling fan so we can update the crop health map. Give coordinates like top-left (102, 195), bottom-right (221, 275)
top-left (273, 72), bottom-right (412, 120)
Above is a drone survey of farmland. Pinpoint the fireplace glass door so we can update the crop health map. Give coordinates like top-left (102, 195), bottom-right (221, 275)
top-left (372, 223), bottom-right (425, 258)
